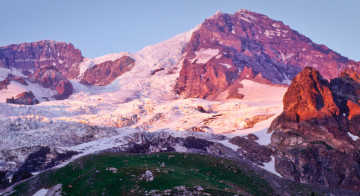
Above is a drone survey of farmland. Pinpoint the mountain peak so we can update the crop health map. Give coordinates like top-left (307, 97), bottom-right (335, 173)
top-left (176, 9), bottom-right (359, 100)
top-left (215, 10), bottom-right (223, 15)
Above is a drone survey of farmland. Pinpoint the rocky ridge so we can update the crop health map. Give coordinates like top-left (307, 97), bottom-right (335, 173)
top-left (0, 40), bottom-right (83, 78)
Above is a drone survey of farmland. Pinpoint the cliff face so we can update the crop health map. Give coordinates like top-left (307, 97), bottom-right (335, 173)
top-left (269, 67), bottom-right (360, 192)
top-left (175, 10), bottom-right (359, 100)
top-left (0, 40), bottom-right (83, 78)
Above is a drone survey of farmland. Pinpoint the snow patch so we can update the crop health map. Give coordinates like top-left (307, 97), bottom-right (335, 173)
top-left (194, 48), bottom-right (219, 64)
top-left (174, 144), bottom-right (187, 152)
top-left (272, 23), bottom-right (280, 28)
top-left (280, 53), bottom-right (294, 62)
top-left (0, 68), bottom-right (25, 81)
top-left (238, 80), bottom-right (287, 102)
top-left (220, 63), bottom-right (232, 69)
top-left (282, 73), bottom-right (292, 85)
top-left (348, 132), bottom-right (359, 141)
top-left (264, 30), bottom-right (272, 38)
top-left (217, 139), bottom-right (239, 151)
top-left (33, 189), bottom-right (48, 196)
top-left (260, 156), bottom-right (281, 177)
top-left (236, 11), bottom-right (257, 23)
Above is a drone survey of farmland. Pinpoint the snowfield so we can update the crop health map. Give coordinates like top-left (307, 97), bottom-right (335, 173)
top-left (0, 26), bottom-right (287, 178)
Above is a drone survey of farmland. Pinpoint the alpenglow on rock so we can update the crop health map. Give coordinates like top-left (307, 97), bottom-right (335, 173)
top-left (80, 56), bottom-right (135, 86)
top-left (269, 67), bottom-right (360, 192)
top-left (175, 9), bottom-right (359, 100)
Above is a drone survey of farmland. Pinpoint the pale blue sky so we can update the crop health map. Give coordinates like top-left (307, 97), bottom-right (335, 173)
top-left (1, 0), bottom-right (359, 60)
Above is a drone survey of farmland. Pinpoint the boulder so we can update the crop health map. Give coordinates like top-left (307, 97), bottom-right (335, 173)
top-left (6, 91), bottom-right (39, 105)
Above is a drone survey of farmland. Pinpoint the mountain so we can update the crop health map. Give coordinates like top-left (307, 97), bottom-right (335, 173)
top-left (175, 9), bottom-right (359, 100)
top-left (0, 9), bottom-right (360, 195)
top-left (269, 67), bottom-right (360, 192)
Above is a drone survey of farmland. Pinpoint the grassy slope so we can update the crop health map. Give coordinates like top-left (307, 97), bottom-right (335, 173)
top-left (11, 153), bottom-right (274, 195)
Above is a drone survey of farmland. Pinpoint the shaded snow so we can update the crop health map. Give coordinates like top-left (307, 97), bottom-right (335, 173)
top-left (0, 81), bottom-right (57, 103)
top-left (33, 189), bottom-right (48, 196)
top-left (217, 139), bottom-right (239, 151)
top-left (260, 156), bottom-right (281, 177)
top-left (0, 68), bottom-right (24, 81)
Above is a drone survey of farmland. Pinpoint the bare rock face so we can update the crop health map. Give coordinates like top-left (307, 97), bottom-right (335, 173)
top-left (0, 40), bottom-right (83, 78)
top-left (29, 66), bottom-right (73, 100)
top-left (175, 10), bottom-right (359, 100)
top-left (269, 67), bottom-right (360, 192)
top-left (6, 91), bottom-right (39, 105)
top-left (80, 56), bottom-right (135, 86)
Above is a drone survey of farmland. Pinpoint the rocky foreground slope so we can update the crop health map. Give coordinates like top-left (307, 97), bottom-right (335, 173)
top-left (269, 67), bottom-right (360, 192)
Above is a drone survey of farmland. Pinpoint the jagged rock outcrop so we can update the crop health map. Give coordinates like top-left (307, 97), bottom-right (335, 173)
top-left (6, 91), bottom-right (39, 105)
top-left (0, 40), bottom-right (83, 78)
top-left (29, 66), bottom-right (73, 100)
top-left (80, 56), bottom-right (135, 86)
top-left (175, 9), bottom-right (359, 100)
top-left (269, 67), bottom-right (360, 192)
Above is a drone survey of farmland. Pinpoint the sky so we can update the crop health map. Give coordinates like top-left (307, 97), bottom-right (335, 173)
top-left (1, 0), bottom-right (359, 61)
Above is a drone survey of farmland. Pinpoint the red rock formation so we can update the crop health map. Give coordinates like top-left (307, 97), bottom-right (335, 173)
top-left (269, 67), bottom-right (360, 192)
top-left (29, 66), bottom-right (73, 100)
top-left (0, 40), bottom-right (83, 78)
top-left (6, 91), bottom-right (39, 105)
top-left (175, 10), bottom-right (360, 100)
top-left (283, 67), bottom-right (340, 121)
top-left (80, 56), bottom-right (135, 86)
